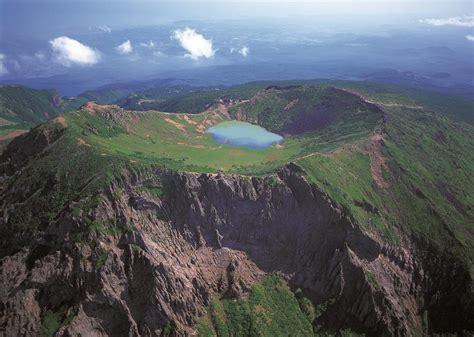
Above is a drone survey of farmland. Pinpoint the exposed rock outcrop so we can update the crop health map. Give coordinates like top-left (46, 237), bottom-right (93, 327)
top-left (0, 159), bottom-right (472, 336)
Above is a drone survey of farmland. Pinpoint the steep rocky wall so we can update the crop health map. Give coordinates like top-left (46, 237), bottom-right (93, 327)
top-left (154, 165), bottom-right (422, 336)
top-left (1, 162), bottom-right (468, 336)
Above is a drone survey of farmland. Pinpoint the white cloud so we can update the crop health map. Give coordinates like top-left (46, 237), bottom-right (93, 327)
top-left (50, 36), bottom-right (100, 66)
top-left (139, 40), bottom-right (155, 48)
top-left (172, 28), bottom-right (215, 60)
top-left (0, 53), bottom-right (8, 76)
top-left (238, 46), bottom-right (249, 57)
top-left (116, 40), bottom-right (133, 54)
top-left (230, 46), bottom-right (249, 57)
top-left (98, 25), bottom-right (112, 33)
top-left (467, 35), bottom-right (474, 41)
top-left (419, 15), bottom-right (474, 27)
top-left (34, 52), bottom-right (45, 60)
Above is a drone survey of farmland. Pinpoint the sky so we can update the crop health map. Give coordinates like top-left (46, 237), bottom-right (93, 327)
top-left (1, 1), bottom-right (472, 33)
top-left (0, 0), bottom-right (473, 94)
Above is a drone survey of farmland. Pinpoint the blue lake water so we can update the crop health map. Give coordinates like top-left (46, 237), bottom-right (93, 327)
top-left (207, 121), bottom-right (283, 149)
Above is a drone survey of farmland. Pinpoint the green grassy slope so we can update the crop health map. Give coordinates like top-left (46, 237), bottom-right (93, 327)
top-left (0, 85), bottom-right (85, 148)
top-left (80, 87), bottom-right (138, 104)
top-left (298, 104), bottom-right (474, 258)
top-left (327, 80), bottom-right (474, 124)
top-left (198, 275), bottom-right (315, 337)
top-left (0, 115), bottom-right (127, 254)
top-left (117, 85), bottom-right (222, 111)
top-left (0, 85), bottom-right (83, 124)
top-left (130, 80), bottom-right (473, 124)
top-left (64, 86), bottom-right (380, 175)
top-left (199, 275), bottom-right (364, 337)
top-left (69, 105), bottom-right (301, 174)
top-left (227, 86), bottom-right (383, 134)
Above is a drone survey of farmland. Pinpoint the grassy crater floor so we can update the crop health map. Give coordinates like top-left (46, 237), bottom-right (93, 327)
top-left (66, 98), bottom-right (379, 175)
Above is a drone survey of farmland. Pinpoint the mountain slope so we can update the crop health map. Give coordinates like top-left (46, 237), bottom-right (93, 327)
top-left (118, 80), bottom-right (474, 124)
top-left (78, 78), bottom-right (201, 105)
top-left (0, 85), bottom-right (84, 148)
top-left (0, 82), bottom-right (473, 336)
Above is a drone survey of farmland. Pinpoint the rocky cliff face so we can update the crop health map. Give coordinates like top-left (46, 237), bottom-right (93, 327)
top-left (1, 158), bottom-right (439, 337)
top-left (154, 165), bottom-right (423, 336)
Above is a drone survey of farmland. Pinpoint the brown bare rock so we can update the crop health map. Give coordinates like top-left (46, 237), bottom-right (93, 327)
top-left (0, 143), bottom-right (472, 336)
top-left (368, 132), bottom-right (390, 189)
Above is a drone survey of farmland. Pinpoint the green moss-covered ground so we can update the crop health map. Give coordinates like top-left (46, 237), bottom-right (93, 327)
top-left (64, 85), bottom-right (380, 175)
top-left (197, 275), bottom-right (315, 337)
top-left (0, 85), bottom-right (85, 148)
top-left (299, 104), bottom-right (474, 262)
top-left (198, 275), bottom-right (366, 337)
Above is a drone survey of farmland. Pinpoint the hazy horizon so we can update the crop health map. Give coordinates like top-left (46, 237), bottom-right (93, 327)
top-left (1, 0), bottom-right (473, 95)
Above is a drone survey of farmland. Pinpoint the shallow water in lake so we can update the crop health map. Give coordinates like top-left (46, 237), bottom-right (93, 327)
top-left (207, 121), bottom-right (283, 149)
